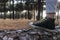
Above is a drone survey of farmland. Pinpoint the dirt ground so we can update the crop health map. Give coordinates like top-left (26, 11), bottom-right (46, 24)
top-left (0, 19), bottom-right (34, 30)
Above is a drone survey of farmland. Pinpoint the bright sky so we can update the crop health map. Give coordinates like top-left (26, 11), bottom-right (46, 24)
top-left (58, 0), bottom-right (60, 2)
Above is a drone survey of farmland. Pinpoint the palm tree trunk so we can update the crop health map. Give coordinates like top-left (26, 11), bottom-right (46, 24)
top-left (4, 2), bottom-right (6, 19)
top-left (37, 0), bottom-right (41, 20)
top-left (12, 0), bottom-right (14, 19)
top-left (10, 0), bottom-right (11, 19)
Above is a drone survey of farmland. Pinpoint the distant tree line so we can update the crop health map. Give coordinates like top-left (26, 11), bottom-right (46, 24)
top-left (0, 0), bottom-right (45, 20)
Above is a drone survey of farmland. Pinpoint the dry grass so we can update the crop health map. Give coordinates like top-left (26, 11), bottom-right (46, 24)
top-left (0, 19), bottom-right (33, 30)
top-left (0, 18), bottom-right (60, 30)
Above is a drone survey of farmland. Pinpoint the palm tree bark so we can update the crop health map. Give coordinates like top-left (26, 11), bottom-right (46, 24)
top-left (4, 2), bottom-right (6, 19)
top-left (37, 0), bottom-right (42, 20)
top-left (12, 0), bottom-right (14, 19)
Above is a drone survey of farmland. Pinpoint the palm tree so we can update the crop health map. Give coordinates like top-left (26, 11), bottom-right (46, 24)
top-left (0, 0), bottom-right (8, 19)
top-left (4, 2), bottom-right (7, 19)
top-left (15, 2), bottom-right (23, 18)
top-left (37, 0), bottom-right (44, 20)
top-left (12, 0), bottom-right (15, 19)
top-left (8, 0), bottom-right (12, 19)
